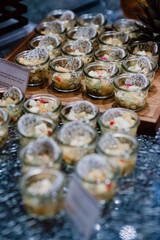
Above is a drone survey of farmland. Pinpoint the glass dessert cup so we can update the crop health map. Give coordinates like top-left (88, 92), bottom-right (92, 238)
top-left (113, 73), bottom-right (150, 111)
top-left (19, 137), bottom-right (62, 174)
top-left (66, 26), bottom-right (99, 50)
top-left (20, 168), bottom-right (65, 219)
top-left (94, 46), bottom-right (127, 68)
top-left (14, 49), bottom-right (50, 87)
top-left (61, 40), bottom-right (94, 65)
top-left (49, 56), bottom-right (83, 92)
top-left (75, 153), bottom-right (117, 204)
top-left (98, 108), bottom-right (140, 136)
top-left (28, 35), bottom-right (62, 60)
top-left (0, 108), bottom-right (9, 148)
top-left (112, 19), bottom-right (142, 38)
top-left (23, 94), bottom-right (61, 126)
top-left (0, 87), bottom-right (24, 125)
top-left (97, 132), bottom-right (139, 176)
top-left (121, 57), bottom-right (157, 87)
top-left (46, 9), bottom-right (76, 29)
top-left (60, 100), bottom-right (99, 128)
top-left (35, 21), bottom-right (66, 43)
top-left (17, 114), bottom-right (56, 146)
top-left (83, 62), bottom-right (119, 99)
top-left (127, 41), bottom-right (159, 64)
top-left (76, 13), bottom-right (107, 35)
top-left (98, 31), bottom-right (129, 48)
top-left (56, 121), bottom-right (97, 171)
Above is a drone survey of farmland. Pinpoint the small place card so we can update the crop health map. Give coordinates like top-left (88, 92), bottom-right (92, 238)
top-left (65, 175), bottom-right (100, 240)
top-left (0, 58), bottom-right (29, 94)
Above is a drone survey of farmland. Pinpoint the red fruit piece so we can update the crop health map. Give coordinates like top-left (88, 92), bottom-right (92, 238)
top-left (106, 182), bottom-right (112, 190)
top-left (55, 76), bottom-right (61, 82)
top-left (10, 116), bottom-right (14, 123)
top-left (99, 56), bottom-right (108, 60)
top-left (47, 130), bottom-right (52, 134)
top-left (120, 159), bottom-right (125, 163)
top-left (127, 84), bottom-right (132, 88)
top-left (99, 75), bottom-right (102, 77)
top-left (40, 99), bottom-right (45, 104)
top-left (110, 121), bottom-right (114, 126)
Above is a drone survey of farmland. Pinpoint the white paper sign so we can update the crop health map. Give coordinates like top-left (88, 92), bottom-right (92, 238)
top-left (0, 58), bottom-right (29, 94)
top-left (65, 175), bottom-right (100, 240)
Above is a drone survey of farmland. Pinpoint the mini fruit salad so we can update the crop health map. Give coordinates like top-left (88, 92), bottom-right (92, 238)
top-left (35, 20), bottom-right (66, 42)
top-left (76, 153), bottom-right (117, 202)
top-left (98, 108), bottom-right (140, 136)
top-left (17, 114), bottom-right (56, 146)
top-left (61, 39), bottom-right (94, 65)
top-left (76, 13), bottom-right (106, 34)
top-left (97, 132), bottom-right (139, 176)
top-left (61, 100), bottom-right (99, 128)
top-left (56, 121), bottom-right (97, 170)
top-left (23, 94), bottom-right (61, 125)
top-left (15, 47), bottom-right (50, 86)
top-left (19, 137), bottom-right (62, 174)
top-left (98, 31), bottom-right (129, 47)
top-left (84, 62), bottom-right (119, 99)
top-left (113, 73), bottom-right (150, 111)
top-left (122, 56), bottom-right (157, 86)
top-left (0, 87), bottom-right (24, 125)
top-left (46, 9), bottom-right (76, 29)
top-left (20, 168), bottom-right (65, 219)
top-left (29, 34), bottom-right (61, 60)
top-left (50, 56), bottom-right (83, 92)
top-left (0, 108), bottom-right (9, 147)
top-left (127, 41), bottom-right (159, 64)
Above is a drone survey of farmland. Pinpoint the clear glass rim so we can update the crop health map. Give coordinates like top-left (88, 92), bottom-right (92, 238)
top-left (60, 101), bottom-right (99, 122)
top-left (98, 31), bottom-right (129, 45)
top-left (49, 56), bottom-right (84, 72)
top-left (14, 50), bottom-right (50, 67)
top-left (83, 62), bottom-right (119, 79)
top-left (98, 108), bottom-right (140, 130)
top-left (122, 56), bottom-right (158, 74)
top-left (76, 13), bottom-right (107, 26)
top-left (113, 73), bottom-right (150, 92)
top-left (127, 41), bottom-right (159, 57)
top-left (28, 35), bottom-right (62, 50)
top-left (97, 132), bottom-right (139, 158)
top-left (0, 108), bottom-right (10, 126)
top-left (112, 18), bottom-right (141, 32)
top-left (46, 9), bottom-right (76, 21)
top-left (66, 26), bottom-right (98, 41)
top-left (61, 40), bottom-right (94, 56)
top-left (94, 46), bottom-right (127, 62)
top-left (0, 88), bottom-right (25, 107)
top-left (23, 94), bottom-right (61, 115)
top-left (35, 21), bottom-right (66, 35)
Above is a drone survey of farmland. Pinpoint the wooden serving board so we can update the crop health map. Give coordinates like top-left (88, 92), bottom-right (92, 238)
top-left (4, 30), bottom-right (160, 135)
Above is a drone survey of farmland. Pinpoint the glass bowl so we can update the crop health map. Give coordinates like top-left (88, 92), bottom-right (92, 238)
top-left (76, 153), bottom-right (117, 203)
top-left (35, 21), bottom-right (66, 42)
top-left (98, 31), bottom-right (129, 47)
top-left (97, 132), bottom-right (139, 176)
top-left (113, 19), bottom-right (142, 38)
top-left (61, 40), bottom-right (94, 65)
top-left (113, 73), bottom-right (150, 111)
top-left (17, 114), bottom-right (56, 146)
top-left (127, 41), bottom-right (159, 64)
top-left (49, 56), bottom-right (83, 92)
top-left (28, 35), bottom-right (62, 60)
top-left (20, 168), bottom-right (65, 219)
top-left (56, 121), bottom-right (97, 170)
top-left (121, 56), bottom-right (157, 86)
top-left (98, 108), bottom-right (140, 136)
top-left (0, 108), bottom-right (9, 147)
top-left (23, 94), bottom-right (61, 125)
top-left (76, 13), bottom-right (107, 34)
top-left (60, 100), bottom-right (99, 128)
top-left (14, 48), bottom-right (50, 87)
top-left (83, 62), bottom-right (119, 99)
top-left (46, 9), bottom-right (76, 29)
top-left (19, 137), bottom-right (62, 174)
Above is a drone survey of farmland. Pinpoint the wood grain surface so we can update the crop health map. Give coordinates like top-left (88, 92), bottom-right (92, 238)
top-left (4, 29), bottom-right (160, 135)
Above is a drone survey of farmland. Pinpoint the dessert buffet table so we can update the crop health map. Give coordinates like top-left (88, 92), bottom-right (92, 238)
top-left (1, 1), bottom-right (160, 240)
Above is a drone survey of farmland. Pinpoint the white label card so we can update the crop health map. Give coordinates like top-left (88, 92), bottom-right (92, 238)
top-left (65, 175), bottom-right (100, 240)
top-left (0, 58), bottom-right (30, 94)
